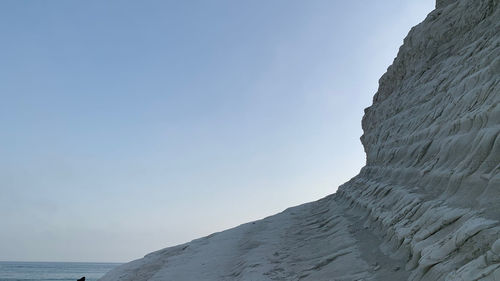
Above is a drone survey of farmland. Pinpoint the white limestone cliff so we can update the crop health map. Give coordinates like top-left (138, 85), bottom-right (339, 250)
top-left (100, 0), bottom-right (499, 280)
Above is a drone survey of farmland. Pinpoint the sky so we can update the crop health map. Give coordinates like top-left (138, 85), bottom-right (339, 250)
top-left (0, 0), bottom-right (434, 262)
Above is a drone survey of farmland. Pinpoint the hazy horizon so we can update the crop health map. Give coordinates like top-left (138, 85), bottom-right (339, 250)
top-left (0, 0), bottom-right (434, 262)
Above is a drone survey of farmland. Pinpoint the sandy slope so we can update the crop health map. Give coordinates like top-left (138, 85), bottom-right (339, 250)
top-left (100, 0), bottom-right (500, 280)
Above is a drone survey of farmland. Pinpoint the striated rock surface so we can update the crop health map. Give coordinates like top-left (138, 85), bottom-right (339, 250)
top-left (100, 0), bottom-right (499, 280)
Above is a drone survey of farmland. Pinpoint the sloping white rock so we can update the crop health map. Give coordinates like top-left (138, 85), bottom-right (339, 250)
top-left (100, 0), bottom-right (499, 280)
top-left (100, 198), bottom-right (389, 281)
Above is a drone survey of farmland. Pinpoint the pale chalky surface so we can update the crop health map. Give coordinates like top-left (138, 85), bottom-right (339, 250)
top-left (100, 0), bottom-right (500, 280)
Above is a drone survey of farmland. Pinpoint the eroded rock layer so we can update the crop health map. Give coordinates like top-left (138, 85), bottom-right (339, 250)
top-left (336, 0), bottom-right (500, 279)
top-left (100, 0), bottom-right (499, 280)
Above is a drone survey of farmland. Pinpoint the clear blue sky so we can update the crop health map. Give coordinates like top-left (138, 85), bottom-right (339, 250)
top-left (0, 0), bottom-right (434, 262)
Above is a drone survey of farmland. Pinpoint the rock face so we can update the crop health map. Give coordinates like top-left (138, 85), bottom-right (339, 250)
top-left (436, 0), bottom-right (457, 8)
top-left (100, 0), bottom-right (499, 280)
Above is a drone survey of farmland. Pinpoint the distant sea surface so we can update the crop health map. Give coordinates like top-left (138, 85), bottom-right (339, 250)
top-left (0, 261), bottom-right (120, 281)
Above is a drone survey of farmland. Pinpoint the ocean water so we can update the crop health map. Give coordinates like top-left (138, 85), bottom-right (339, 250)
top-left (0, 261), bottom-right (120, 281)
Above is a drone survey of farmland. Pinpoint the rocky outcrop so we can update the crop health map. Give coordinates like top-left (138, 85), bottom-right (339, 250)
top-left (335, 0), bottom-right (500, 279)
top-left (100, 0), bottom-right (499, 280)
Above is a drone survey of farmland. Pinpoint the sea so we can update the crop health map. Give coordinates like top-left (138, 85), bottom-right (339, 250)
top-left (0, 261), bottom-right (120, 281)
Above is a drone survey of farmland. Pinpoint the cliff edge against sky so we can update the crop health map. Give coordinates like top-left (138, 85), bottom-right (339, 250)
top-left (100, 0), bottom-right (500, 280)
